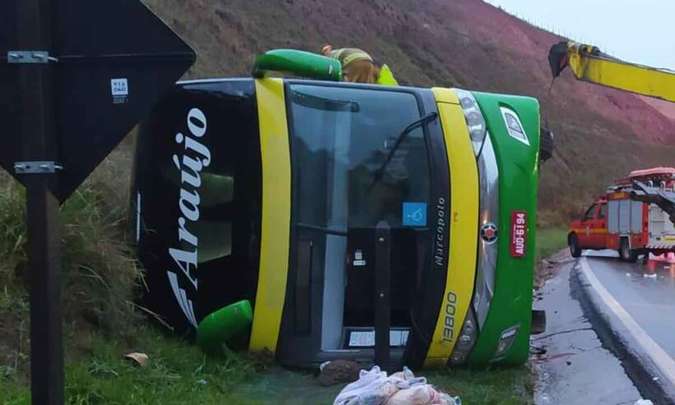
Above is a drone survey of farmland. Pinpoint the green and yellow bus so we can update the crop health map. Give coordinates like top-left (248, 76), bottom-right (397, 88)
top-left (132, 52), bottom-right (543, 369)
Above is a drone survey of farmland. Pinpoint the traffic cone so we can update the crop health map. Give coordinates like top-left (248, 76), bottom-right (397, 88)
top-left (645, 254), bottom-right (657, 277)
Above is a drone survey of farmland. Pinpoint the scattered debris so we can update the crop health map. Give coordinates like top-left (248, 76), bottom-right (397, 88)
top-left (333, 366), bottom-right (460, 405)
top-left (319, 359), bottom-right (361, 386)
top-left (529, 344), bottom-right (547, 356)
top-left (123, 352), bottom-right (149, 367)
top-left (247, 348), bottom-right (276, 372)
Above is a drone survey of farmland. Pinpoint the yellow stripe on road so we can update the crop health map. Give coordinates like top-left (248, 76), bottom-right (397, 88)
top-left (249, 78), bottom-right (292, 352)
top-left (425, 88), bottom-right (479, 367)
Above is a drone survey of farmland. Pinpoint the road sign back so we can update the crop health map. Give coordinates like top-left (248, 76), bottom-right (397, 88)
top-left (0, 0), bottom-right (196, 202)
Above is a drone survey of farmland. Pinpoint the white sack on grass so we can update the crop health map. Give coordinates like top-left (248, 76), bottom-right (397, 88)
top-left (334, 366), bottom-right (461, 405)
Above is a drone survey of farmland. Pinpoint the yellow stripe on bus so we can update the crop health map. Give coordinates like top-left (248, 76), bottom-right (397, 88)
top-left (424, 88), bottom-right (479, 367)
top-left (249, 78), bottom-right (292, 352)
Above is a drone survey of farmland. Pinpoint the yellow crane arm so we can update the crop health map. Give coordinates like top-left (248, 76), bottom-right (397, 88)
top-left (548, 41), bottom-right (675, 103)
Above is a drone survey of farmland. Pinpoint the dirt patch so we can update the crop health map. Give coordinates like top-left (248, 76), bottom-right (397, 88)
top-left (535, 249), bottom-right (574, 290)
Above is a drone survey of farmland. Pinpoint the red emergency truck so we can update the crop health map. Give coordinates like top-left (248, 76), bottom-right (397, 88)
top-left (568, 168), bottom-right (675, 262)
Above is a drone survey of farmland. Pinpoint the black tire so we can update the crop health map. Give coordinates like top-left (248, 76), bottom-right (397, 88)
top-left (619, 238), bottom-right (638, 262)
top-left (569, 234), bottom-right (582, 258)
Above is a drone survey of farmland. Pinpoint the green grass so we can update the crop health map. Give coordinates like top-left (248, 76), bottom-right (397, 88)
top-left (536, 227), bottom-right (568, 261)
top-left (0, 324), bottom-right (532, 404)
top-left (428, 367), bottom-right (533, 405)
top-left (0, 171), bottom-right (140, 336)
top-left (0, 143), bottom-right (535, 404)
top-left (0, 146), bottom-right (141, 386)
top-left (0, 325), bottom-right (264, 405)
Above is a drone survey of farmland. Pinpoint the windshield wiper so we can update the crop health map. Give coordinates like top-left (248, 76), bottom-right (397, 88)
top-left (290, 90), bottom-right (360, 112)
top-left (295, 222), bottom-right (348, 236)
top-left (368, 112), bottom-right (438, 190)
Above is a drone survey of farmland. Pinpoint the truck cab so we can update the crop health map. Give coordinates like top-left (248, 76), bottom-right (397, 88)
top-left (131, 74), bottom-right (541, 370)
top-left (569, 197), bottom-right (608, 254)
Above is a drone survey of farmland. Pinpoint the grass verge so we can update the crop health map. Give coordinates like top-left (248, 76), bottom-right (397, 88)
top-left (0, 141), bottom-right (533, 404)
top-left (0, 325), bottom-right (264, 404)
top-left (427, 367), bottom-right (533, 404)
top-left (536, 227), bottom-right (568, 261)
top-left (534, 226), bottom-right (568, 288)
top-left (1, 323), bottom-right (532, 404)
top-left (0, 145), bottom-right (140, 383)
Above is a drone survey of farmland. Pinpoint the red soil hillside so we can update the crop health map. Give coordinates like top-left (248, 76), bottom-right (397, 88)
top-left (146, 0), bottom-right (675, 218)
top-left (419, 0), bottom-right (675, 144)
top-left (642, 97), bottom-right (675, 121)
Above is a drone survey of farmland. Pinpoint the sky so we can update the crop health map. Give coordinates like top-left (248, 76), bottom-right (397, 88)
top-left (484, 0), bottom-right (675, 70)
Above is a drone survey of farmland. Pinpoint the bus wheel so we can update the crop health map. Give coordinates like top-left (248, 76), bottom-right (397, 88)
top-left (619, 238), bottom-right (638, 263)
top-left (568, 234), bottom-right (582, 258)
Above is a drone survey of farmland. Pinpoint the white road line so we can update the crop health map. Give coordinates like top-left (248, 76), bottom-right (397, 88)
top-left (580, 257), bottom-right (675, 387)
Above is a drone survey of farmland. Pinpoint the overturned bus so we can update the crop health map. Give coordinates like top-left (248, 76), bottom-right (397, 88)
top-left (131, 53), bottom-right (543, 370)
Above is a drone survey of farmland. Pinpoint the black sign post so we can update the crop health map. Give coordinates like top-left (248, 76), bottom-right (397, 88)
top-left (14, 1), bottom-right (64, 402)
top-left (1, 0), bottom-right (195, 403)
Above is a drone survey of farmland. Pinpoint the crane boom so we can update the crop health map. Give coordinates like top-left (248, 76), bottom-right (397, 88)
top-left (549, 41), bottom-right (675, 103)
top-left (632, 181), bottom-right (675, 226)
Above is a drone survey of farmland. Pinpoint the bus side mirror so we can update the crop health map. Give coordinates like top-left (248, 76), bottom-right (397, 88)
top-left (539, 127), bottom-right (554, 164)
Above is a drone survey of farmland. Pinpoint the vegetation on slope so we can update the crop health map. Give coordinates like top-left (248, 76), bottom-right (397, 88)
top-left (0, 145), bottom-right (140, 381)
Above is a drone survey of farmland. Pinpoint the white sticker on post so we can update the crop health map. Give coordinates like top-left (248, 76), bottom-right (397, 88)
top-left (111, 78), bottom-right (129, 96)
top-left (111, 78), bottom-right (129, 104)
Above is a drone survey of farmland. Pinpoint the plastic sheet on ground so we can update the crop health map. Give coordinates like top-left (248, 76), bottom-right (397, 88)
top-left (333, 366), bottom-right (461, 405)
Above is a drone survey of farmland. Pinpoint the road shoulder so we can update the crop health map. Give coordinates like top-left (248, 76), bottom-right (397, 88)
top-left (576, 257), bottom-right (675, 404)
top-left (533, 256), bottom-right (641, 404)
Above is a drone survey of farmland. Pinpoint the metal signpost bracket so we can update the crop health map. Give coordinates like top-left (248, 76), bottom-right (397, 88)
top-left (7, 50), bottom-right (57, 64)
top-left (2, 1), bottom-right (195, 403)
top-left (14, 161), bottom-right (63, 174)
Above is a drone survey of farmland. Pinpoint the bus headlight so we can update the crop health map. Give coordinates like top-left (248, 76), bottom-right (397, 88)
top-left (455, 89), bottom-right (487, 156)
top-left (493, 325), bottom-right (520, 360)
top-left (474, 134), bottom-right (499, 329)
top-left (449, 309), bottom-right (478, 366)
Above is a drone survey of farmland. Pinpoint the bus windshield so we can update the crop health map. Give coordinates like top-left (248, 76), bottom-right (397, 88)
top-left (287, 83), bottom-right (432, 350)
top-left (289, 84), bottom-right (430, 231)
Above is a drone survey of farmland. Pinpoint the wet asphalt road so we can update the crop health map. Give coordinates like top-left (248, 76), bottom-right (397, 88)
top-left (584, 251), bottom-right (675, 360)
top-left (534, 254), bottom-right (642, 404)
